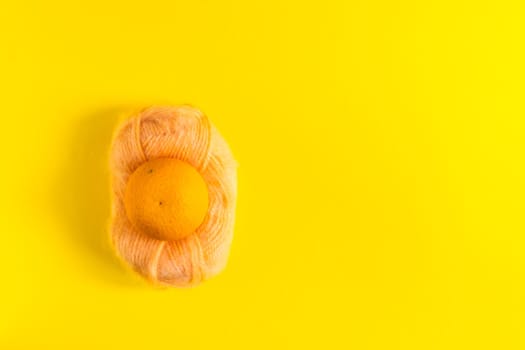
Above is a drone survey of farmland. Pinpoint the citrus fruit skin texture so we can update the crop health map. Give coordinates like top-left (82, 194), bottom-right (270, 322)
top-left (124, 158), bottom-right (209, 241)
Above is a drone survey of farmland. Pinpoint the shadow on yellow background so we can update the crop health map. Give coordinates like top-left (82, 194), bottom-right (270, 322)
top-left (54, 109), bottom-right (132, 286)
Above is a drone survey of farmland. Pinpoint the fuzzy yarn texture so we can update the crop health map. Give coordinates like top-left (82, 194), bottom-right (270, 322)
top-left (109, 105), bottom-right (237, 287)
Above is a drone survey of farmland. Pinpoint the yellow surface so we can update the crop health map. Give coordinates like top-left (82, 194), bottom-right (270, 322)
top-left (1, 1), bottom-right (524, 349)
top-left (124, 158), bottom-right (209, 241)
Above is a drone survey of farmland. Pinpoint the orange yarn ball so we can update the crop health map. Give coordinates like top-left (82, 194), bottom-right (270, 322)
top-left (110, 105), bottom-right (237, 287)
top-left (124, 158), bottom-right (209, 241)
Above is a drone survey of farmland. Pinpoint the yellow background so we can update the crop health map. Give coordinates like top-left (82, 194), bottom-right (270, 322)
top-left (1, 1), bottom-right (524, 348)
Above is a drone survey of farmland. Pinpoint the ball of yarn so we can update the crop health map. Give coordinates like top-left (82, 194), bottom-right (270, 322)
top-left (109, 105), bottom-right (237, 287)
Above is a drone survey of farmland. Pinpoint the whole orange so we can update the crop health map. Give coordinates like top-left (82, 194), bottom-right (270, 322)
top-left (124, 158), bottom-right (209, 241)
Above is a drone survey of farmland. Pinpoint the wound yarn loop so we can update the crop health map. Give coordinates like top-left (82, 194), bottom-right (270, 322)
top-left (110, 105), bottom-right (237, 287)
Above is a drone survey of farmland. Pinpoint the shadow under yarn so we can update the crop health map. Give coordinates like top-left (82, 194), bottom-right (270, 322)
top-left (56, 108), bottom-right (138, 287)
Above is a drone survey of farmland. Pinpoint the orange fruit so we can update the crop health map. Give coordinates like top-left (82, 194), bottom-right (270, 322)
top-left (124, 158), bottom-right (209, 241)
